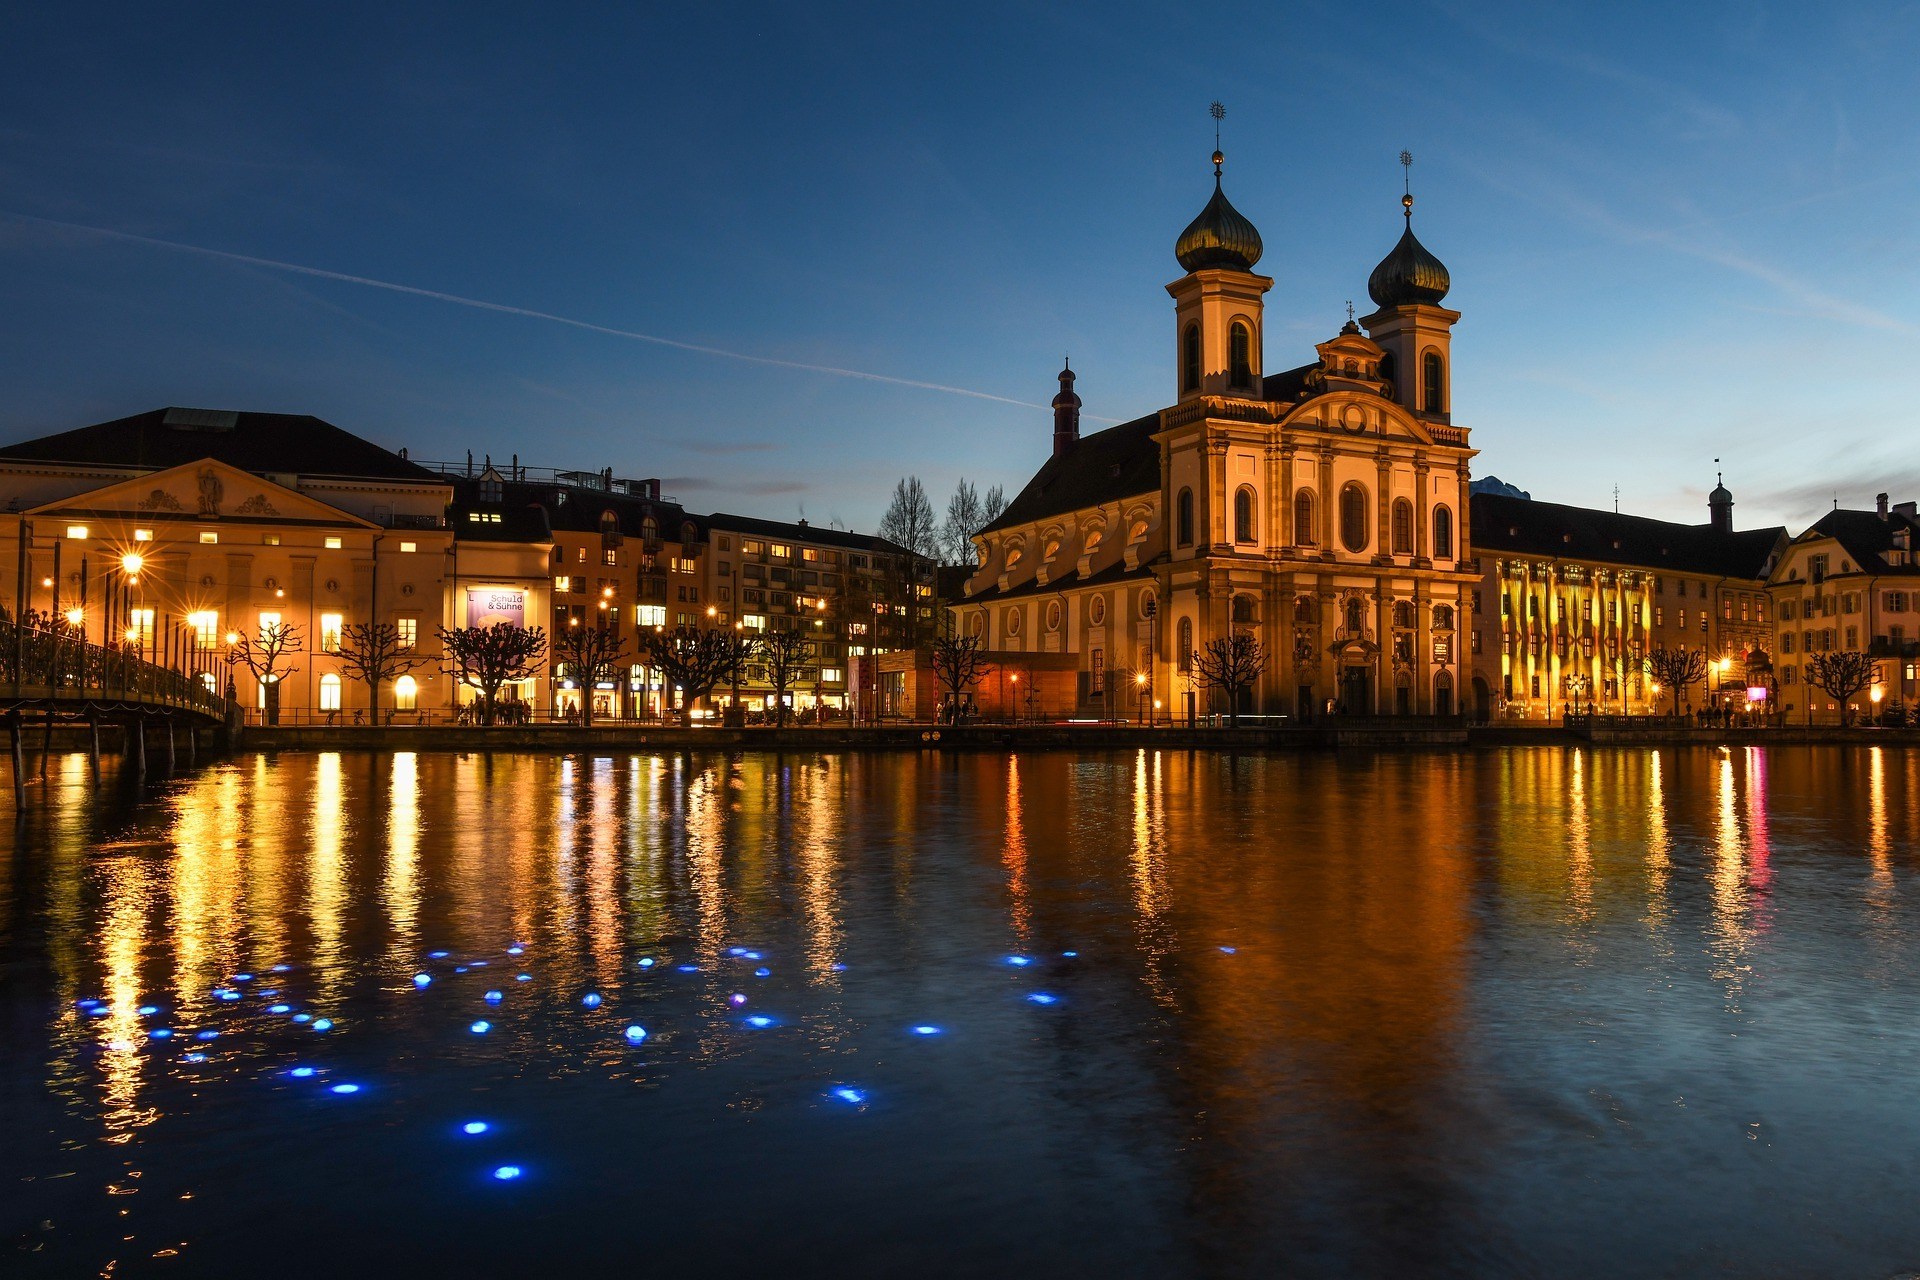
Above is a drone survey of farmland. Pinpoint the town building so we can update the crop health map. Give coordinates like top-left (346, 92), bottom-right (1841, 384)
top-left (954, 147), bottom-right (1477, 719)
top-left (1768, 494), bottom-right (1920, 721)
top-left (0, 407), bottom-right (455, 720)
top-left (1468, 483), bottom-right (1785, 720)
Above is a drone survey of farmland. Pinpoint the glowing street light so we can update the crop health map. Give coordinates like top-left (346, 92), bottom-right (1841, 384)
top-left (119, 552), bottom-right (144, 576)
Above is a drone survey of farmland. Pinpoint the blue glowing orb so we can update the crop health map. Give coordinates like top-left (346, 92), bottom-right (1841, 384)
top-left (469, 1020), bottom-right (491, 1034)
top-left (182, 1052), bottom-right (207, 1063)
top-left (754, 967), bottom-right (771, 978)
top-left (290, 1067), bottom-right (316, 1078)
top-left (624, 1025), bottom-right (648, 1044)
top-left (492, 1165), bottom-right (522, 1181)
top-left (462, 1121), bottom-right (490, 1135)
top-left (88, 1006), bottom-right (110, 1017)
top-left (745, 1015), bottom-right (775, 1029)
top-left (233, 974), bottom-right (253, 982)
top-left (1218, 946), bottom-right (1237, 955)
top-left (258, 989), bottom-right (279, 997)
top-left (76, 998), bottom-right (101, 1009)
top-left (1006, 956), bottom-right (1032, 967)
top-left (676, 965), bottom-right (698, 973)
top-left (471, 960), bottom-right (489, 968)
top-left (744, 951), bottom-right (763, 961)
top-left (1027, 993), bottom-right (1059, 1006)
top-left (831, 963), bottom-right (848, 972)
top-left (429, 950), bottom-right (449, 959)
top-left (454, 966), bottom-right (468, 974)
top-left (149, 1028), bottom-right (173, 1040)
top-left (727, 947), bottom-right (747, 957)
top-left (215, 991), bottom-right (241, 1002)
top-left (268, 1004), bottom-right (291, 1015)
top-left (330, 1083), bottom-right (360, 1095)
top-left (636, 957), bottom-right (655, 968)
top-left (516, 974), bottom-right (532, 982)
top-left (831, 1087), bottom-right (867, 1105)
top-left (580, 992), bottom-right (602, 1009)
top-left (293, 1013), bottom-right (312, 1023)
top-left (195, 1030), bottom-right (219, 1041)
top-left (271, 964), bottom-right (292, 973)
top-left (311, 1018), bottom-right (334, 1032)
top-left (506, 946), bottom-right (524, 956)
top-left (484, 991), bottom-right (503, 1004)
top-left (911, 1025), bottom-right (942, 1036)
top-left (729, 993), bottom-right (747, 1006)
top-left (138, 1005), bottom-right (160, 1016)
top-left (1062, 951), bottom-right (1078, 958)
top-left (412, 973), bottom-right (432, 988)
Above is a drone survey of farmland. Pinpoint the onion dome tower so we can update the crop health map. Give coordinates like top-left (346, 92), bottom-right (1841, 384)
top-left (1052, 359), bottom-right (1081, 457)
top-left (1360, 151), bottom-right (1461, 420)
top-left (1166, 103), bottom-right (1272, 404)
top-left (1709, 469), bottom-right (1734, 533)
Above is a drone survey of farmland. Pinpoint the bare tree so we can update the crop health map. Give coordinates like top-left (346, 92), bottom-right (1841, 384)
top-left (636, 626), bottom-right (754, 726)
top-left (928, 628), bottom-right (994, 724)
top-left (335, 622), bottom-right (428, 721)
top-left (878, 476), bottom-right (939, 561)
top-left (941, 478), bottom-right (987, 568)
top-left (1805, 650), bottom-right (1877, 725)
top-left (1644, 645), bottom-right (1708, 717)
top-left (982, 484), bottom-right (1007, 523)
top-left (438, 622), bottom-right (548, 726)
top-left (229, 621), bottom-right (303, 725)
top-left (552, 621), bottom-right (631, 727)
top-left (756, 626), bottom-right (814, 727)
top-left (1190, 633), bottom-right (1266, 727)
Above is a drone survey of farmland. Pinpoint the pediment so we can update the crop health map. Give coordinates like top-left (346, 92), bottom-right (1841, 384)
top-left (29, 458), bottom-right (377, 528)
top-left (1281, 391), bottom-right (1436, 445)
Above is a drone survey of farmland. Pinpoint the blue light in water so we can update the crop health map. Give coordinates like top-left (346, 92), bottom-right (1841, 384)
top-left (330, 1083), bottom-right (360, 1095)
top-left (506, 946), bottom-right (524, 956)
top-left (492, 1165), bottom-right (522, 1181)
top-left (831, 963), bottom-right (847, 972)
top-left (149, 1028), bottom-right (173, 1040)
top-left (455, 967), bottom-right (468, 974)
top-left (258, 988), bottom-right (279, 997)
top-left (727, 947), bottom-right (747, 957)
top-left (233, 974), bottom-right (253, 982)
top-left (290, 1067), bottom-right (316, 1079)
top-left (1027, 993), bottom-right (1059, 1006)
top-left (183, 1052), bottom-right (207, 1063)
top-left (636, 957), bottom-right (655, 968)
top-left (581, 992), bottom-right (602, 1009)
top-left (754, 967), bottom-right (771, 978)
top-left (138, 1005), bottom-right (160, 1016)
top-left (89, 1006), bottom-right (110, 1017)
top-left (624, 1025), bottom-right (648, 1044)
top-left (216, 991), bottom-right (242, 1002)
top-left (312, 1018), bottom-right (334, 1032)
top-left (729, 993), bottom-right (747, 1006)
top-left (1218, 946), bottom-right (1237, 954)
top-left (76, 998), bottom-right (101, 1009)
top-left (470, 1020), bottom-right (491, 1034)
top-left (1062, 951), bottom-right (1078, 958)
top-left (745, 1015), bottom-right (775, 1029)
top-left (293, 1013), bottom-right (312, 1023)
top-left (831, 1087), bottom-right (867, 1105)
top-left (1005, 956), bottom-right (1032, 967)
top-left (484, 991), bottom-right (503, 1004)
top-left (268, 1004), bottom-right (291, 1015)
top-left (744, 951), bottom-right (763, 961)
top-left (271, 964), bottom-right (292, 973)
top-left (196, 1030), bottom-right (219, 1042)
top-left (911, 1025), bottom-right (942, 1036)
top-left (429, 950), bottom-right (449, 959)
top-left (471, 960), bottom-right (489, 968)
top-left (462, 1121), bottom-right (490, 1136)
top-left (412, 973), bottom-right (432, 988)
top-left (676, 965), bottom-right (698, 973)
top-left (515, 974), bottom-right (532, 983)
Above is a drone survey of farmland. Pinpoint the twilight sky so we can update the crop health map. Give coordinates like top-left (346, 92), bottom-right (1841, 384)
top-left (1, 2), bottom-right (1916, 534)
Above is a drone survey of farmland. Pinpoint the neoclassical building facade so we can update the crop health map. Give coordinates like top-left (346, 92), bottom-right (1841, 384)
top-left (955, 150), bottom-right (1478, 718)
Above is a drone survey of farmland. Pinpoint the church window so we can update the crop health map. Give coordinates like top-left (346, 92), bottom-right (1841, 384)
top-left (1045, 601), bottom-right (1061, 632)
top-left (1182, 324), bottom-right (1201, 394)
top-left (1293, 489), bottom-right (1315, 547)
top-left (1392, 600), bottom-right (1415, 629)
top-left (1006, 608), bottom-right (1022, 638)
top-left (1391, 499), bottom-right (1414, 554)
top-left (1339, 482), bottom-right (1369, 552)
top-left (1433, 505), bottom-right (1454, 558)
top-left (1433, 604), bottom-right (1455, 630)
top-left (1229, 322), bottom-right (1252, 389)
top-left (1177, 617), bottom-right (1193, 672)
top-left (1176, 488), bottom-right (1194, 547)
top-left (1233, 486), bottom-right (1256, 544)
top-left (1293, 595), bottom-right (1316, 623)
top-left (1422, 351), bottom-right (1445, 414)
top-left (1231, 595), bottom-right (1255, 624)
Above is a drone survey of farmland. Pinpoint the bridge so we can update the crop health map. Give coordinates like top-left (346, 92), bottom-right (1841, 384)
top-left (0, 625), bottom-right (236, 804)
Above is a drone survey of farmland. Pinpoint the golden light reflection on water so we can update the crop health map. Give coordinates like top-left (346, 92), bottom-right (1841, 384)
top-left (1644, 750), bottom-right (1672, 938)
top-left (384, 752), bottom-right (421, 958)
top-left (1002, 754), bottom-right (1030, 944)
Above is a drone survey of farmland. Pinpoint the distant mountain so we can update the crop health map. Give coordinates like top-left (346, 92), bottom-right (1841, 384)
top-left (1469, 475), bottom-right (1531, 500)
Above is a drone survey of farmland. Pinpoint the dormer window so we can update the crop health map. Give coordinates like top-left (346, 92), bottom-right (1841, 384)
top-left (479, 474), bottom-right (504, 504)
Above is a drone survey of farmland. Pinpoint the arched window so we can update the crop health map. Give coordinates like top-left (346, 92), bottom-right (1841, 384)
top-left (1233, 485), bottom-right (1256, 544)
top-left (1294, 489), bottom-right (1316, 547)
top-left (319, 673), bottom-right (342, 712)
top-left (1433, 505), bottom-right (1454, 559)
top-left (1391, 499), bottom-right (1414, 554)
top-left (600, 509), bottom-right (618, 534)
top-left (394, 675), bottom-right (418, 711)
top-left (1231, 595), bottom-right (1255, 624)
top-left (1379, 351), bottom-right (1397, 392)
top-left (640, 515), bottom-right (658, 544)
top-left (1339, 482), bottom-right (1370, 552)
top-left (1229, 322), bottom-right (1252, 389)
top-left (1176, 488), bottom-right (1194, 547)
top-left (1393, 600), bottom-right (1415, 629)
top-left (1293, 595), bottom-right (1317, 623)
top-left (1182, 324), bottom-right (1201, 394)
top-left (1422, 351), bottom-right (1445, 414)
top-left (1432, 604), bottom-right (1455, 630)
top-left (1177, 617), bottom-right (1193, 672)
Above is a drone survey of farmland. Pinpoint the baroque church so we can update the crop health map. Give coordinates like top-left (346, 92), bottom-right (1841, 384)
top-left (953, 145), bottom-right (1477, 719)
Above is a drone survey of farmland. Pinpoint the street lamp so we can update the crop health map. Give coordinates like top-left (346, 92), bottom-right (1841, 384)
top-left (1135, 670), bottom-right (1148, 725)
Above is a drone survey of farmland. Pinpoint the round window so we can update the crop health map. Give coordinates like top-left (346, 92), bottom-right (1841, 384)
top-left (1006, 608), bottom-right (1022, 637)
top-left (1090, 596), bottom-right (1107, 626)
top-left (1046, 601), bottom-right (1062, 631)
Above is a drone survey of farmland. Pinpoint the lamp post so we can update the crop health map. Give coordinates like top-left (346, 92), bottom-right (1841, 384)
top-left (1142, 595), bottom-right (1158, 726)
top-left (1135, 670), bottom-right (1148, 725)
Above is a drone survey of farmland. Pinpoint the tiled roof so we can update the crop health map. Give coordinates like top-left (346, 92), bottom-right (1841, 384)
top-left (451, 476), bottom-right (704, 541)
top-left (707, 511), bottom-right (910, 558)
top-left (0, 408), bottom-right (438, 483)
top-left (448, 497), bottom-right (552, 545)
top-left (979, 412), bottom-right (1161, 536)
top-left (1471, 492), bottom-right (1784, 580)
top-left (1797, 507), bottom-right (1920, 576)
top-left (962, 558), bottom-right (1154, 604)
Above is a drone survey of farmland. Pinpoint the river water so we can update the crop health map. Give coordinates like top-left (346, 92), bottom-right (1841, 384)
top-left (1, 746), bottom-right (1917, 1277)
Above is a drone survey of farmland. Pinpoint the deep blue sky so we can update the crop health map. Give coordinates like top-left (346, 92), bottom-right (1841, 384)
top-left (2, 2), bottom-right (1916, 533)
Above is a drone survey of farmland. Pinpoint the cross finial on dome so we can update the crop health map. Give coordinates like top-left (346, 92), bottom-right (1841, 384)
top-left (1400, 149), bottom-right (1415, 221)
top-left (1210, 101), bottom-right (1225, 176)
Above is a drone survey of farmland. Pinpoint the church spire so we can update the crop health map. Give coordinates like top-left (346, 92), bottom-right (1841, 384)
top-left (1051, 359), bottom-right (1081, 457)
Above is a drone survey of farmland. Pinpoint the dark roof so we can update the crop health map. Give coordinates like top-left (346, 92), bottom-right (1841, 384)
top-left (447, 496), bottom-right (552, 545)
top-left (1798, 507), bottom-right (1920, 577)
top-left (1471, 492), bottom-right (1784, 580)
top-left (707, 512), bottom-right (910, 557)
top-left (964, 558), bottom-right (1154, 604)
top-left (981, 412), bottom-right (1161, 535)
top-left (1259, 362), bottom-right (1320, 403)
top-left (451, 476), bottom-right (703, 541)
top-left (0, 408), bottom-right (439, 483)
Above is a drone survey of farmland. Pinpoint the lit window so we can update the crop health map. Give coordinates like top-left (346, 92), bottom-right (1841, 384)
top-left (257, 611), bottom-right (282, 639)
top-left (320, 613), bottom-right (343, 652)
top-left (325, 536), bottom-right (343, 550)
top-left (394, 675), bottom-right (418, 710)
top-left (396, 618), bottom-right (417, 649)
top-left (127, 608), bottom-right (155, 647)
top-left (262, 534), bottom-right (280, 546)
top-left (741, 614), bottom-right (767, 630)
top-left (201, 531), bottom-right (219, 544)
top-left (821, 667), bottom-right (843, 683)
top-left (65, 525), bottom-right (88, 540)
top-left (636, 605), bottom-right (666, 627)
top-left (319, 674), bottom-right (342, 711)
top-left (771, 544), bottom-right (791, 559)
top-left (188, 611), bottom-right (219, 650)
top-left (133, 528), bottom-right (153, 543)
top-left (553, 576), bottom-right (573, 593)
top-left (399, 541), bottom-right (417, 553)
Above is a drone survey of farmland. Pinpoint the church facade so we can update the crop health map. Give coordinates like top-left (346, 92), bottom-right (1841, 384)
top-left (954, 150), bottom-right (1477, 719)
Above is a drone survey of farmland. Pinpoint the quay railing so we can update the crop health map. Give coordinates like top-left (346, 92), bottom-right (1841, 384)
top-left (0, 625), bottom-right (233, 720)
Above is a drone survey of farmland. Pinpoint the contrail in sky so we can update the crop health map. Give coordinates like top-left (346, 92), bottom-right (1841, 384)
top-left (5, 211), bottom-right (1094, 416)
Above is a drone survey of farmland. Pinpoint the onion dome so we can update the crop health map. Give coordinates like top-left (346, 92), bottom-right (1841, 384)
top-left (1175, 151), bottom-right (1263, 273)
top-left (1367, 193), bottom-right (1450, 308)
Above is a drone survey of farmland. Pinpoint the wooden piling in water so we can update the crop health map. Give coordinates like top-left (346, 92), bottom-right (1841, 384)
top-left (185, 724), bottom-right (196, 768)
top-left (165, 720), bottom-right (176, 773)
top-left (39, 713), bottom-right (50, 779)
top-left (131, 717), bottom-right (146, 778)
top-left (87, 713), bottom-right (100, 783)
top-left (8, 712), bottom-right (23, 812)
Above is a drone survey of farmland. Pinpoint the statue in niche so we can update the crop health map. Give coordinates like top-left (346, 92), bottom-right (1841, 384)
top-left (197, 467), bottom-right (222, 516)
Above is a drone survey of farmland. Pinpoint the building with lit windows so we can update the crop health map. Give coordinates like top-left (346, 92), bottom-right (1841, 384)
top-left (1768, 494), bottom-right (1920, 721)
top-left (1468, 482), bottom-right (1784, 720)
top-left (954, 146), bottom-right (1477, 719)
top-left (0, 407), bottom-right (453, 719)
